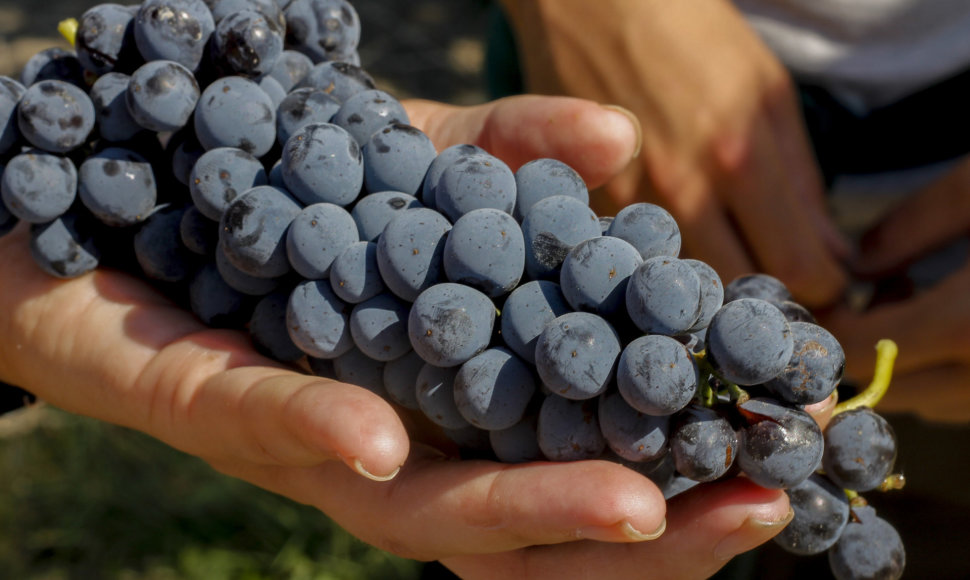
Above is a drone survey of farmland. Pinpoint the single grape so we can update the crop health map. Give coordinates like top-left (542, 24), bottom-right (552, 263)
top-left (283, 0), bottom-right (361, 64)
top-left (375, 207), bottom-right (451, 302)
top-left (773, 473), bottom-right (850, 556)
top-left (295, 61), bottom-right (375, 103)
top-left (828, 505), bottom-right (905, 580)
top-left (29, 212), bottom-right (100, 279)
top-left (724, 273), bottom-right (793, 304)
top-left (17, 80), bottom-right (95, 153)
top-left (534, 311), bottom-right (621, 400)
top-left (616, 334), bottom-right (698, 416)
top-left (286, 278), bottom-right (354, 359)
top-left (275, 87), bottom-right (341, 146)
top-left (520, 194), bottom-right (601, 280)
top-left (329, 241), bottom-right (386, 304)
top-left (407, 282), bottom-right (495, 367)
top-left (285, 202), bottom-right (359, 279)
top-left (19, 48), bottom-right (86, 89)
top-left (382, 350), bottom-right (424, 410)
top-left (219, 185), bottom-right (301, 279)
top-left (249, 290), bottom-right (306, 363)
top-left (669, 404), bottom-right (738, 482)
top-left (764, 321), bottom-right (845, 405)
top-left (625, 256), bottom-right (702, 336)
top-left (705, 298), bottom-right (794, 385)
top-left (281, 122), bottom-right (363, 206)
top-left (332, 347), bottom-right (387, 398)
top-left (536, 394), bottom-right (605, 461)
top-left (126, 60), bottom-right (199, 132)
top-left (822, 407), bottom-right (897, 492)
top-left (598, 389), bottom-right (669, 463)
top-left (362, 123), bottom-right (437, 196)
top-left (266, 50), bottom-right (313, 92)
top-left (351, 190), bottom-right (423, 243)
top-left (434, 152), bottom-right (516, 223)
top-left (499, 280), bottom-right (572, 365)
top-left (512, 158), bottom-right (589, 222)
top-left (332, 89), bottom-right (409, 146)
top-left (443, 207), bottom-right (525, 297)
top-left (189, 147), bottom-right (269, 221)
top-left (188, 261), bottom-right (254, 328)
top-left (210, 9), bottom-right (284, 77)
top-left (215, 242), bottom-right (281, 296)
top-left (194, 76), bottom-right (277, 157)
top-left (415, 363), bottom-right (469, 429)
top-left (89, 73), bottom-right (144, 143)
top-left (420, 143), bottom-right (486, 209)
top-left (558, 235), bottom-right (642, 316)
top-left (606, 202), bottom-right (681, 260)
top-left (134, 0), bottom-right (215, 71)
top-left (2, 150), bottom-right (76, 224)
top-left (489, 414), bottom-right (544, 463)
top-left (133, 204), bottom-right (198, 283)
top-left (453, 347), bottom-right (536, 430)
top-left (78, 147), bottom-right (157, 227)
top-left (684, 258), bottom-right (724, 332)
top-left (736, 397), bottom-right (824, 489)
top-left (349, 292), bottom-right (412, 362)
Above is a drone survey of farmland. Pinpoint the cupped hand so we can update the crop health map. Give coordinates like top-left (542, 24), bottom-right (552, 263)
top-left (501, 0), bottom-right (850, 307)
top-left (0, 94), bottom-right (799, 577)
top-left (819, 157), bottom-right (970, 422)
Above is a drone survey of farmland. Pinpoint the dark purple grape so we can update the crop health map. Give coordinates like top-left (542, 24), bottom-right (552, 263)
top-left (1, 150), bottom-right (76, 224)
top-left (499, 280), bottom-right (572, 365)
top-left (736, 397), bottom-right (823, 489)
top-left (285, 202), bottom-right (358, 279)
top-left (434, 152), bottom-right (516, 223)
top-left (705, 298), bottom-right (794, 385)
top-left (17, 80), bottom-right (95, 153)
top-left (669, 404), bottom-right (737, 482)
top-left (219, 185), bottom-right (301, 278)
top-left (616, 334), bottom-right (698, 416)
top-left (724, 273), bottom-right (793, 304)
top-left (210, 9), bottom-right (284, 77)
top-left (415, 363), bottom-right (469, 429)
top-left (29, 212), bottom-right (100, 279)
top-left (275, 87), bottom-right (341, 146)
top-left (454, 347), bottom-right (536, 430)
top-left (286, 278), bottom-right (354, 359)
top-left (280, 122), bottom-right (363, 206)
top-left (0, 77), bottom-right (26, 157)
top-left (283, 0), bottom-right (361, 64)
top-left (606, 202), bottom-right (681, 260)
top-left (490, 414), bottom-right (544, 463)
top-left (625, 256), bottom-right (702, 336)
top-left (349, 292), bottom-right (412, 362)
top-left (828, 505), bottom-right (905, 580)
top-left (382, 350), bottom-right (424, 410)
top-left (75, 3), bottom-right (141, 75)
top-left (521, 194), bottom-right (601, 280)
top-left (350, 191), bottom-right (422, 243)
top-left (764, 321), bottom-right (845, 405)
top-left (133, 204), bottom-right (199, 283)
top-left (267, 49), bottom-right (314, 91)
top-left (598, 389), bottom-right (669, 463)
top-left (332, 347), bottom-right (387, 398)
top-left (188, 261), bottom-right (254, 328)
top-left (420, 143), bottom-right (486, 209)
top-left (194, 76), bottom-right (277, 157)
top-left (249, 290), bottom-right (305, 363)
top-left (773, 473), bottom-right (849, 556)
top-left (19, 48), bottom-right (86, 89)
top-left (512, 157), bottom-right (589, 222)
top-left (375, 207), bottom-right (451, 302)
top-left (443, 207), bottom-right (525, 298)
top-left (559, 235), bottom-right (642, 316)
top-left (822, 407), bottom-right (897, 492)
top-left (89, 73), bottom-right (144, 142)
top-left (332, 89), bottom-right (409, 146)
top-left (134, 0), bottom-right (215, 71)
top-left (362, 123), bottom-right (437, 196)
top-left (79, 147), bottom-right (157, 227)
top-left (329, 241), bottom-right (386, 304)
top-left (126, 60), bottom-right (200, 132)
top-left (536, 394), bottom-right (605, 461)
top-left (295, 61), bottom-right (374, 103)
top-left (407, 282), bottom-right (495, 367)
top-left (534, 311), bottom-right (621, 400)
top-left (189, 146), bottom-right (269, 221)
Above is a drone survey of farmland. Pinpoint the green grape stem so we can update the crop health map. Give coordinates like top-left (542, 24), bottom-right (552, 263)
top-left (693, 350), bottom-right (749, 406)
top-left (833, 339), bottom-right (899, 415)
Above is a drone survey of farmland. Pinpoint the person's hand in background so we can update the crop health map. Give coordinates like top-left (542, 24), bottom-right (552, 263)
top-left (819, 157), bottom-right (970, 422)
top-left (500, 0), bottom-right (851, 308)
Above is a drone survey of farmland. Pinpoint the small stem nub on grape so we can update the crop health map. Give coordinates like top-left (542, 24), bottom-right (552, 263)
top-left (833, 339), bottom-right (898, 415)
top-left (58, 18), bottom-right (79, 47)
top-left (879, 473), bottom-right (906, 492)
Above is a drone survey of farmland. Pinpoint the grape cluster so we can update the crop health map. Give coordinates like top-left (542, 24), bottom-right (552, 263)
top-left (0, 1), bottom-right (907, 578)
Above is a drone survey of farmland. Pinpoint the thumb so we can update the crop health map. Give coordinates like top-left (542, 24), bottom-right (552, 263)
top-left (404, 95), bottom-right (641, 189)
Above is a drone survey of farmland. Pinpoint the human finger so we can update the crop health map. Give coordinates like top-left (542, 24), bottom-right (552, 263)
top-left (854, 158), bottom-right (970, 277)
top-left (403, 95), bottom-right (641, 189)
top-left (208, 449), bottom-right (667, 562)
top-left (441, 477), bottom-right (791, 580)
top-left (0, 226), bottom-right (410, 481)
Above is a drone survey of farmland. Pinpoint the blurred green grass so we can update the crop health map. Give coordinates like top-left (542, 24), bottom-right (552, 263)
top-left (0, 406), bottom-right (424, 580)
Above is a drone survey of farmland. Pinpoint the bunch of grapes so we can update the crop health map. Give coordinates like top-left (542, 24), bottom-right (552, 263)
top-left (0, 1), bottom-right (907, 577)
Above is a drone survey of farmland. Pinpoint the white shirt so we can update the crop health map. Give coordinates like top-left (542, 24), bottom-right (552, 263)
top-left (736, 0), bottom-right (970, 112)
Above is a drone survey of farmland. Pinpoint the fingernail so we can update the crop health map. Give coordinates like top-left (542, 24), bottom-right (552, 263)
top-left (601, 104), bottom-right (642, 159)
top-left (578, 518), bottom-right (666, 543)
top-left (713, 508), bottom-right (794, 561)
top-left (352, 457), bottom-right (401, 482)
top-left (622, 518), bottom-right (667, 541)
